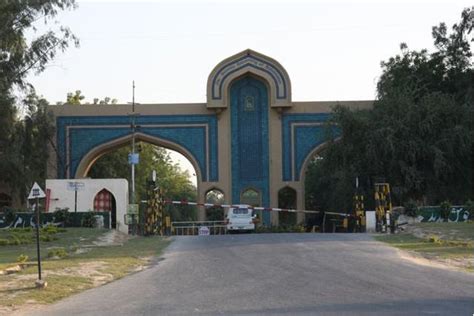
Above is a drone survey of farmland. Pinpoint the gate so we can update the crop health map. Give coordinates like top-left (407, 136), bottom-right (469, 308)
top-left (171, 221), bottom-right (227, 236)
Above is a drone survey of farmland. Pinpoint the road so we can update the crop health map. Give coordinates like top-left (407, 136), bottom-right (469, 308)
top-left (28, 234), bottom-right (474, 316)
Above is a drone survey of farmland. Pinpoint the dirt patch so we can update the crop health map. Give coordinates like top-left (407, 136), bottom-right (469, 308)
top-left (93, 230), bottom-right (131, 247)
top-left (398, 249), bottom-right (473, 272)
top-left (0, 261), bottom-right (116, 316)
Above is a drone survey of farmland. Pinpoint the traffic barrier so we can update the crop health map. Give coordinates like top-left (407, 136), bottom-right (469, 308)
top-left (164, 199), bottom-right (354, 217)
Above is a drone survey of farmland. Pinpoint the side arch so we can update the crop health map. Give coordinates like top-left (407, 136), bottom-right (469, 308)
top-left (207, 49), bottom-right (292, 108)
top-left (298, 140), bottom-right (338, 186)
top-left (75, 132), bottom-right (203, 184)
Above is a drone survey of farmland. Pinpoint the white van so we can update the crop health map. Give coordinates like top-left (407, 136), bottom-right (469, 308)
top-left (225, 204), bottom-right (257, 232)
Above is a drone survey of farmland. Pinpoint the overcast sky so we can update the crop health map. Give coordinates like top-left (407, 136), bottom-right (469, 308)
top-left (26, 0), bottom-right (472, 182)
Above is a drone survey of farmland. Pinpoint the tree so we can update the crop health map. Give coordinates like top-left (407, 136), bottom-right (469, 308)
top-left (305, 7), bottom-right (473, 212)
top-left (0, 0), bottom-right (79, 91)
top-left (66, 90), bottom-right (85, 104)
top-left (0, 0), bottom-right (78, 206)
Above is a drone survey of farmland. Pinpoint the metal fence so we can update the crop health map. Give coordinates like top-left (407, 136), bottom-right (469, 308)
top-left (171, 221), bottom-right (227, 236)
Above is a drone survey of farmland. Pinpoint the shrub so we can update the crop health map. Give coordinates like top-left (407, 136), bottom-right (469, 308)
top-left (403, 200), bottom-right (418, 217)
top-left (464, 200), bottom-right (474, 220)
top-left (16, 254), bottom-right (29, 263)
top-left (81, 212), bottom-right (95, 228)
top-left (0, 238), bottom-right (9, 246)
top-left (439, 200), bottom-right (452, 222)
top-left (428, 235), bottom-right (441, 243)
top-left (41, 226), bottom-right (59, 235)
top-left (47, 248), bottom-right (68, 258)
top-left (53, 207), bottom-right (70, 226)
top-left (4, 208), bottom-right (16, 225)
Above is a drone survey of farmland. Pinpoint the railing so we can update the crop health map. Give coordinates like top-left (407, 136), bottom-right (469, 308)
top-left (171, 221), bottom-right (227, 236)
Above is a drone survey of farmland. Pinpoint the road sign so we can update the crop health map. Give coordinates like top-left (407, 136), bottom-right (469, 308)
top-left (127, 204), bottom-right (139, 215)
top-left (28, 182), bottom-right (46, 200)
top-left (128, 153), bottom-right (139, 165)
top-left (198, 226), bottom-right (210, 236)
top-left (67, 181), bottom-right (85, 191)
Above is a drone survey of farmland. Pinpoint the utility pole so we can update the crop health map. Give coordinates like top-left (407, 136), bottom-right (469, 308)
top-left (129, 81), bottom-right (139, 207)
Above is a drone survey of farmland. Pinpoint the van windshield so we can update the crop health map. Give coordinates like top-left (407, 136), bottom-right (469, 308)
top-left (232, 208), bottom-right (249, 215)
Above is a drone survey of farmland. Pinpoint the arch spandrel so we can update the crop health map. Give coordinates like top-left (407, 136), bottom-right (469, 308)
top-left (207, 49), bottom-right (292, 108)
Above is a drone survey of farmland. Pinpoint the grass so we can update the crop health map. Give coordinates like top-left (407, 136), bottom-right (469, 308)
top-left (375, 222), bottom-right (474, 267)
top-left (0, 228), bottom-right (171, 309)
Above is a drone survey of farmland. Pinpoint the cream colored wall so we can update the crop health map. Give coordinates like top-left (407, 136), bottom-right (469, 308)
top-left (46, 179), bottom-right (129, 234)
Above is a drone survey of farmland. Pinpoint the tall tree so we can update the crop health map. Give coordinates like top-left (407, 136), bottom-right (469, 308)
top-left (0, 0), bottom-right (78, 206)
top-left (305, 7), bottom-right (473, 212)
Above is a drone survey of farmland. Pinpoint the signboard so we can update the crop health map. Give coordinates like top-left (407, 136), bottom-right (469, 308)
top-left (67, 181), bottom-right (85, 191)
top-left (198, 226), bottom-right (210, 236)
top-left (128, 153), bottom-right (139, 165)
top-left (127, 204), bottom-right (139, 215)
top-left (28, 182), bottom-right (46, 200)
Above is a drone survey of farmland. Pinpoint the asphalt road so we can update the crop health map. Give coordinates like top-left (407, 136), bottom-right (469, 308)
top-left (28, 234), bottom-right (474, 316)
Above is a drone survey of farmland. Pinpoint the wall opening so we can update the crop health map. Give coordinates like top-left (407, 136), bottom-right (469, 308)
top-left (205, 189), bottom-right (225, 221)
top-left (93, 188), bottom-right (116, 229)
top-left (87, 141), bottom-right (197, 222)
top-left (278, 187), bottom-right (297, 226)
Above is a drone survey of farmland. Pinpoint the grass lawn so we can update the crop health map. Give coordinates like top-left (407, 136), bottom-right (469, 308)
top-left (375, 222), bottom-right (474, 270)
top-left (0, 228), bottom-right (170, 310)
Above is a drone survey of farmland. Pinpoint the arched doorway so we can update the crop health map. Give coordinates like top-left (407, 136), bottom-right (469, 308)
top-left (205, 188), bottom-right (225, 221)
top-left (278, 187), bottom-right (297, 226)
top-left (94, 189), bottom-right (117, 229)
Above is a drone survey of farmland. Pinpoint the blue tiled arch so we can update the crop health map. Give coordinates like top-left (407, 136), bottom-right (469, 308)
top-left (56, 115), bottom-right (218, 182)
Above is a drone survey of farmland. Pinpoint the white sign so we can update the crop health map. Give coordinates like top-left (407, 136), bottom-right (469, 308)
top-left (28, 182), bottom-right (46, 200)
top-left (67, 181), bottom-right (85, 191)
top-left (198, 226), bottom-right (210, 236)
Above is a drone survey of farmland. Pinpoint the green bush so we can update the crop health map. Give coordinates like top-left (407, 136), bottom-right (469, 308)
top-left (428, 235), bottom-right (442, 243)
top-left (403, 200), bottom-right (418, 217)
top-left (81, 212), bottom-right (95, 228)
top-left (0, 238), bottom-right (9, 246)
top-left (16, 254), bottom-right (29, 263)
top-left (465, 200), bottom-right (474, 220)
top-left (53, 208), bottom-right (70, 225)
top-left (439, 200), bottom-right (452, 222)
top-left (41, 226), bottom-right (60, 235)
top-left (4, 208), bottom-right (16, 225)
top-left (47, 247), bottom-right (68, 258)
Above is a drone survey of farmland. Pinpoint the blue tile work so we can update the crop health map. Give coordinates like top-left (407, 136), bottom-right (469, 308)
top-left (281, 113), bottom-right (340, 181)
top-left (231, 76), bottom-right (270, 225)
top-left (56, 115), bottom-right (218, 181)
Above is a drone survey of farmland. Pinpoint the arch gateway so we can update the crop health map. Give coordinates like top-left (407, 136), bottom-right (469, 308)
top-left (47, 49), bottom-right (372, 226)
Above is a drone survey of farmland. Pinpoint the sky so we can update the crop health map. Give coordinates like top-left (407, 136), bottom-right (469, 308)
top-left (26, 0), bottom-right (472, 183)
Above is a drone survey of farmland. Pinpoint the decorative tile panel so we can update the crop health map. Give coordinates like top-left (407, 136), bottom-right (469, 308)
top-left (231, 76), bottom-right (270, 225)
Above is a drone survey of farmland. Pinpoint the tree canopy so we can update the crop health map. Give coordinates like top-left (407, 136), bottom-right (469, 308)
top-left (305, 7), bottom-right (473, 212)
top-left (0, 0), bottom-right (78, 205)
